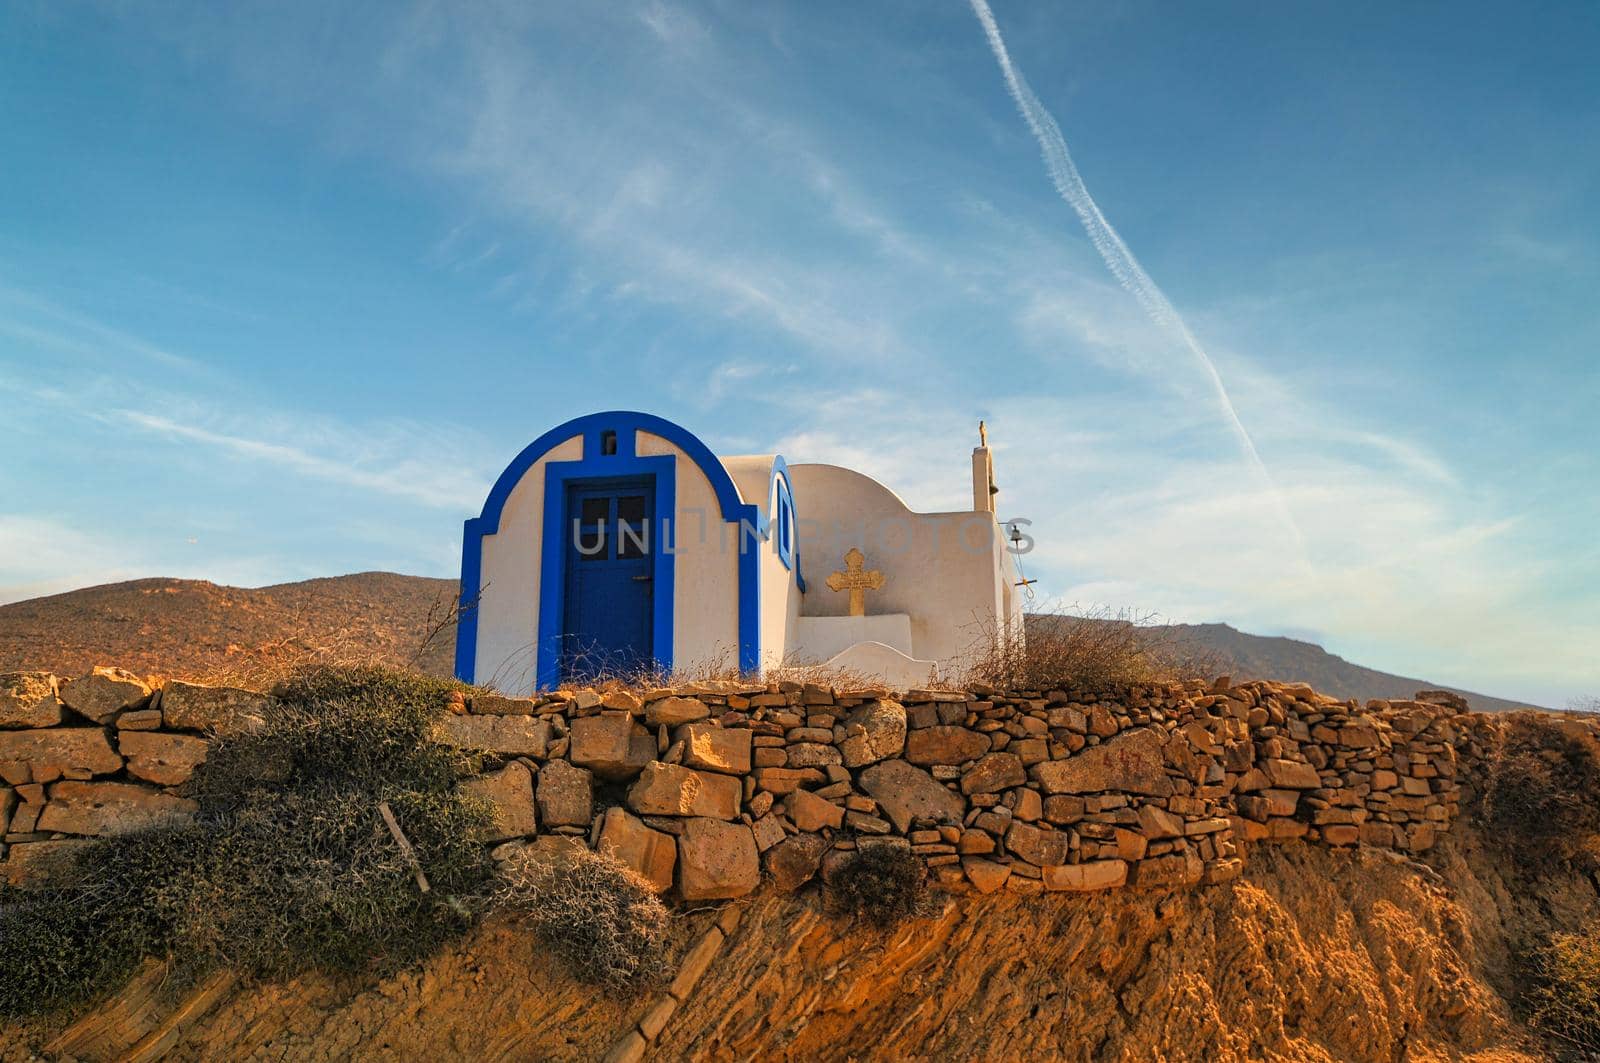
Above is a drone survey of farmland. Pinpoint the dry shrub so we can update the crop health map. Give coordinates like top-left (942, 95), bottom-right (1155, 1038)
top-left (1478, 714), bottom-right (1600, 873)
top-left (492, 847), bottom-right (673, 993)
top-left (0, 665), bottom-right (494, 1020)
top-left (1524, 920), bottom-right (1600, 1056)
top-left (962, 607), bottom-right (1218, 692)
top-left (827, 845), bottom-right (932, 929)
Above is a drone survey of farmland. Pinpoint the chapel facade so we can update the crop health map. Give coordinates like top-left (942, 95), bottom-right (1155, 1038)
top-left (454, 410), bottom-right (1025, 693)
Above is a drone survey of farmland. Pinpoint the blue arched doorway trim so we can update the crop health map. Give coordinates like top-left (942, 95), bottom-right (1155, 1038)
top-left (456, 410), bottom-right (765, 687)
top-left (769, 455), bottom-right (806, 593)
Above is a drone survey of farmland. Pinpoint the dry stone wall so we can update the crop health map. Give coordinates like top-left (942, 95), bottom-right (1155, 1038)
top-left (1, 668), bottom-right (273, 883)
top-left (3, 663), bottom-right (1511, 900)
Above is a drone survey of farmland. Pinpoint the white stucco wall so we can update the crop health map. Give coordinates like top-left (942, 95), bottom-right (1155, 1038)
top-left (473, 435), bottom-right (583, 693)
top-left (788, 462), bottom-right (1019, 679)
top-left (636, 431), bottom-right (740, 674)
top-left (722, 454), bottom-right (803, 672)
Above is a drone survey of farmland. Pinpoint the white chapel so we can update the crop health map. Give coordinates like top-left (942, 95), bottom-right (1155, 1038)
top-left (455, 410), bottom-right (1025, 693)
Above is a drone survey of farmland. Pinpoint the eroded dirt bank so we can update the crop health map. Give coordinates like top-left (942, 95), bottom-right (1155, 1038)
top-left (9, 821), bottom-right (1593, 1062)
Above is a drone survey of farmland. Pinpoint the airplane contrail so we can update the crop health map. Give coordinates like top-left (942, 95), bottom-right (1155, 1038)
top-left (968, 0), bottom-right (1305, 551)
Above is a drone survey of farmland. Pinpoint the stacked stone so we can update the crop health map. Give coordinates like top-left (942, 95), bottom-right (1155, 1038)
top-left (4, 666), bottom-right (1504, 902)
top-left (0, 668), bottom-right (268, 883)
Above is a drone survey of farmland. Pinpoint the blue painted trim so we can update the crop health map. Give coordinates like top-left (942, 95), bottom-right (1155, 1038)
top-left (769, 455), bottom-right (805, 593)
top-left (535, 458), bottom-right (676, 688)
top-left (455, 410), bottom-right (763, 686)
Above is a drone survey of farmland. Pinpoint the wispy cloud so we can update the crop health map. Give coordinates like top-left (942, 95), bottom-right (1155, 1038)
top-left (112, 410), bottom-right (485, 510)
top-left (967, 0), bottom-right (1303, 554)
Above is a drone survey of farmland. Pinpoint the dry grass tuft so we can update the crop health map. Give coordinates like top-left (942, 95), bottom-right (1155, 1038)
top-left (827, 845), bottom-right (934, 930)
top-left (960, 607), bottom-right (1219, 692)
top-left (492, 847), bottom-right (674, 993)
top-left (1477, 713), bottom-right (1600, 874)
top-left (1524, 920), bottom-right (1600, 1056)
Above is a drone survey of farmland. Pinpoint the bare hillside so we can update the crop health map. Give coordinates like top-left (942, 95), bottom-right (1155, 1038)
top-left (0, 573), bottom-right (458, 681)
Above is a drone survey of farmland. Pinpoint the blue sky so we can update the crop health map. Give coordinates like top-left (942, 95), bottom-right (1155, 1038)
top-left (2, 2), bottom-right (1596, 706)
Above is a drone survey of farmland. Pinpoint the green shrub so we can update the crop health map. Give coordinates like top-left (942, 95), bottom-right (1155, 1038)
top-left (492, 847), bottom-right (673, 993)
top-left (0, 665), bottom-right (494, 1020)
top-left (1524, 920), bottom-right (1600, 1056)
top-left (1479, 714), bottom-right (1600, 873)
top-left (827, 845), bottom-right (931, 929)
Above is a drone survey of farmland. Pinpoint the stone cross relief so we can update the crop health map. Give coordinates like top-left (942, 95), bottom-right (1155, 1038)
top-left (825, 547), bottom-right (885, 617)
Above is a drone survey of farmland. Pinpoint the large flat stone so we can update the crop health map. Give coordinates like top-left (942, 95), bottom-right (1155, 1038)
top-left (0, 728), bottom-right (123, 785)
top-left (568, 715), bottom-right (653, 779)
top-left (764, 832), bottom-right (828, 892)
top-left (1005, 820), bottom-right (1069, 866)
top-left (644, 696), bottom-right (710, 727)
top-left (596, 807), bottom-right (676, 893)
top-left (905, 726), bottom-right (989, 766)
top-left (535, 758), bottom-right (593, 827)
top-left (1, 673), bottom-right (63, 729)
top-left (856, 759), bottom-right (965, 833)
top-left (961, 752), bottom-right (1026, 795)
top-left (1043, 859), bottom-right (1128, 892)
top-left (462, 761), bottom-right (537, 842)
top-left (435, 714), bottom-right (552, 758)
top-left (677, 723), bottom-right (752, 775)
top-left (1030, 727), bottom-right (1172, 796)
top-left (37, 781), bottom-right (197, 835)
top-left (677, 817), bottom-right (760, 900)
top-left (117, 730), bottom-right (208, 786)
top-left (626, 762), bottom-right (741, 820)
top-left (159, 681), bottom-right (271, 736)
top-left (59, 668), bottom-right (150, 724)
top-left (838, 700), bottom-right (906, 767)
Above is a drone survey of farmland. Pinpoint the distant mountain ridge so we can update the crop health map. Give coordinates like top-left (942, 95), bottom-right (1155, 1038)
top-left (0, 573), bottom-right (1542, 711)
top-left (1122, 620), bottom-right (1540, 713)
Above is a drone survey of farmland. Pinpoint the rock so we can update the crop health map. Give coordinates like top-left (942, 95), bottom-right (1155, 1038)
top-left (962, 857), bottom-right (1012, 894)
top-left (1262, 758), bottom-right (1322, 789)
top-left (645, 696), bottom-right (709, 727)
top-left (117, 731), bottom-right (208, 786)
top-left (493, 834), bottom-right (587, 870)
top-left (786, 742), bottom-right (842, 768)
top-left (677, 817), bottom-right (760, 900)
top-left (765, 832), bottom-right (828, 892)
top-left (59, 667), bottom-right (150, 724)
top-left (754, 767), bottom-right (827, 794)
top-left (600, 690), bottom-right (643, 714)
top-left (470, 693), bottom-right (539, 715)
top-left (536, 759), bottom-right (594, 827)
top-left (436, 714), bottom-right (552, 758)
top-left (116, 708), bottom-right (163, 731)
top-left (677, 724), bottom-right (751, 775)
top-left (569, 716), bottom-right (654, 779)
top-left (1131, 846), bottom-right (1205, 889)
top-left (627, 762), bottom-right (742, 820)
top-left (857, 760), bottom-right (966, 833)
top-left (786, 788), bottom-right (845, 832)
top-left (1030, 727), bottom-right (1172, 796)
top-left (838, 700), bottom-right (906, 767)
top-left (159, 681), bottom-right (271, 736)
top-left (961, 752), bottom-right (1026, 796)
top-left (37, 781), bottom-right (197, 835)
top-left (0, 728), bottom-right (123, 785)
top-left (751, 813), bottom-right (786, 851)
top-left (462, 762), bottom-right (537, 841)
top-left (1043, 859), bottom-right (1128, 892)
top-left (1, 672), bottom-right (63, 729)
top-left (1, 838), bottom-right (96, 885)
top-left (905, 726), bottom-right (989, 766)
top-left (1137, 804), bottom-right (1185, 839)
top-left (596, 806), bottom-right (676, 892)
top-left (1413, 689), bottom-right (1468, 712)
top-left (1005, 820), bottom-right (1069, 866)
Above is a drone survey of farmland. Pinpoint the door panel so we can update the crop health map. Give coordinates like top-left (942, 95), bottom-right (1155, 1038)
top-left (561, 478), bottom-right (654, 681)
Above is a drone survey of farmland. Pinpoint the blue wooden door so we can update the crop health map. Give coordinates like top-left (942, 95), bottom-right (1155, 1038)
top-left (561, 477), bottom-right (654, 681)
